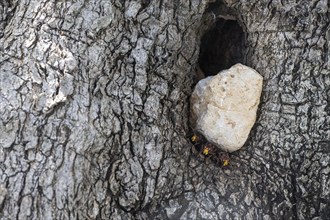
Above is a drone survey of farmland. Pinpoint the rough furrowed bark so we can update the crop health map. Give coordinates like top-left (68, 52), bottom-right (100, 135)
top-left (0, 0), bottom-right (207, 219)
top-left (0, 0), bottom-right (329, 220)
top-left (148, 1), bottom-right (330, 219)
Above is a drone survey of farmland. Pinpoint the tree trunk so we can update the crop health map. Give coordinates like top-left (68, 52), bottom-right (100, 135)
top-left (0, 0), bottom-right (329, 219)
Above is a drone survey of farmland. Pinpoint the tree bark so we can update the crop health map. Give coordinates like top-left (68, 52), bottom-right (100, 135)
top-left (0, 0), bottom-right (329, 219)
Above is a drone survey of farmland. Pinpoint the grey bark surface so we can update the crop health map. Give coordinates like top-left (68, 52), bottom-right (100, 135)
top-left (0, 0), bottom-right (329, 219)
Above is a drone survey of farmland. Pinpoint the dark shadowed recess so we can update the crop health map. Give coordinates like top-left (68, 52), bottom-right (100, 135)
top-left (198, 18), bottom-right (246, 76)
top-left (0, 0), bottom-right (18, 38)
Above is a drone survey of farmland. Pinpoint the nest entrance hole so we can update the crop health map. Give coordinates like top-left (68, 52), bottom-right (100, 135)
top-left (198, 18), bottom-right (246, 77)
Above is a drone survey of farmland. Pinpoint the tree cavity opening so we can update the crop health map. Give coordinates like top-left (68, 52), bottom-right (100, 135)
top-left (198, 18), bottom-right (246, 76)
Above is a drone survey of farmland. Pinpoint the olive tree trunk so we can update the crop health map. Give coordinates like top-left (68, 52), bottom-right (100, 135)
top-left (0, 0), bottom-right (329, 219)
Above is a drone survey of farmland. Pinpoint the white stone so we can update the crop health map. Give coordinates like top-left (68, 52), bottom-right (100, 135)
top-left (190, 63), bottom-right (263, 152)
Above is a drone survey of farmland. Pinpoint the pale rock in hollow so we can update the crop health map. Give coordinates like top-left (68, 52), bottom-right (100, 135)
top-left (190, 64), bottom-right (263, 152)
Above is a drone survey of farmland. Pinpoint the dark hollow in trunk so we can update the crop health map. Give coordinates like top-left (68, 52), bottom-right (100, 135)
top-left (198, 18), bottom-right (246, 76)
